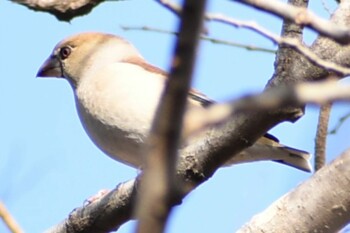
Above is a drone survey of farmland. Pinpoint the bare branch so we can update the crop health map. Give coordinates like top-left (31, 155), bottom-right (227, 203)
top-left (155, 0), bottom-right (181, 16)
top-left (235, 0), bottom-right (350, 44)
top-left (0, 201), bottom-right (23, 233)
top-left (185, 81), bottom-right (350, 136)
top-left (44, 180), bottom-right (137, 233)
top-left (296, 81), bottom-right (350, 103)
top-left (315, 103), bottom-right (332, 171)
top-left (156, 0), bottom-right (350, 76)
top-left (237, 148), bottom-right (350, 233)
top-left (205, 13), bottom-right (350, 76)
top-left (135, 1), bottom-right (207, 233)
top-left (266, 0), bottom-right (350, 89)
top-left (266, 0), bottom-right (308, 91)
top-left (121, 25), bottom-right (276, 53)
top-left (157, 0), bottom-right (350, 45)
top-left (329, 111), bottom-right (350, 134)
top-left (321, 0), bottom-right (333, 15)
top-left (11, 0), bottom-right (107, 21)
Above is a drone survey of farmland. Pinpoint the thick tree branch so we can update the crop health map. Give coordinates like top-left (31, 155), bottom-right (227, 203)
top-left (11, 0), bottom-right (106, 21)
top-left (268, 0), bottom-right (307, 88)
top-left (237, 148), bottom-right (350, 233)
top-left (135, 1), bottom-right (206, 233)
top-left (44, 180), bottom-right (137, 233)
top-left (266, 0), bottom-right (350, 88)
top-left (185, 81), bottom-right (350, 136)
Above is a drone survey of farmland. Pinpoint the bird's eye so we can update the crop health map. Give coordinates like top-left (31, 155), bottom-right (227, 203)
top-left (59, 46), bottom-right (71, 60)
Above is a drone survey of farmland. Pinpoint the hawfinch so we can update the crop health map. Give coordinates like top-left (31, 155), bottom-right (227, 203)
top-left (37, 32), bottom-right (311, 172)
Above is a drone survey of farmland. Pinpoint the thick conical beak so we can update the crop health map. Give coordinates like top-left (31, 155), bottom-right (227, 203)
top-left (37, 56), bottom-right (63, 78)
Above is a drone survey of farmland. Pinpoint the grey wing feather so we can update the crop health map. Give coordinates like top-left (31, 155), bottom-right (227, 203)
top-left (188, 90), bottom-right (215, 107)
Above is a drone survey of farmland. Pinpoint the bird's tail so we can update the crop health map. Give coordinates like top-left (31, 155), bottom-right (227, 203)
top-left (270, 146), bottom-right (312, 172)
top-left (225, 141), bottom-right (312, 172)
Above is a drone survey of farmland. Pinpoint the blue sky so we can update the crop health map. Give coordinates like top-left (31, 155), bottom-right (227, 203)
top-left (1, 0), bottom-right (349, 232)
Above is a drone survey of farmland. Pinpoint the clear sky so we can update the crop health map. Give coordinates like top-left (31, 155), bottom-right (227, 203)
top-left (1, 0), bottom-right (349, 232)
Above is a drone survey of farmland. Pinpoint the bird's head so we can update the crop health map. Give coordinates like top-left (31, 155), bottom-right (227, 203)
top-left (37, 32), bottom-right (143, 88)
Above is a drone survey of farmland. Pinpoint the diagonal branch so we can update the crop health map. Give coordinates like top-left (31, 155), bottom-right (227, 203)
top-left (234, 0), bottom-right (350, 44)
top-left (185, 81), bottom-right (350, 136)
top-left (155, 0), bottom-right (181, 16)
top-left (0, 201), bottom-right (23, 233)
top-left (237, 148), bottom-right (350, 233)
top-left (329, 111), bottom-right (350, 134)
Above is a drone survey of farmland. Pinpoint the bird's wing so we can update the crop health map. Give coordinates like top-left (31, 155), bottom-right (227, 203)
top-left (124, 57), bottom-right (215, 108)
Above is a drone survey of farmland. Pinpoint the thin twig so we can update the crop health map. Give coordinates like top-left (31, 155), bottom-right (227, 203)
top-left (205, 13), bottom-right (350, 76)
top-left (234, 0), bottom-right (350, 44)
top-left (329, 111), bottom-right (350, 134)
top-left (121, 25), bottom-right (276, 53)
top-left (0, 201), bottom-right (23, 233)
top-left (157, 0), bottom-right (348, 45)
top-left (155, 0), bottom-right (181, 16)
top-left (321, 0), bottom-right (333, 15)
top-left (315, 103), bottom-right (332, 171)
top-left (156, 0), bottom-right (350, 75)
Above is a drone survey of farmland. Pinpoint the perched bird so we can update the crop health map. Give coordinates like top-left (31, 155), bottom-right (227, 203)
top-left (37, 32), bottom-right (312, 172)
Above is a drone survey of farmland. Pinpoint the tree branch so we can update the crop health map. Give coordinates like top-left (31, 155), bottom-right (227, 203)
top-left (11, 0), bottom-right (106, 21)
top-left (157, 0), bottom-right (350, 44)
top-left (185, 80), bottom-right (350, 137)
top-left (156, 0), bottom-right (350, 75)
top-left (135, 1), bottom-right (207, 233)
top-left (329, 111), bottom-right (350, 134)
top-left (315, 103), bottom-right (332, 171)
top-left (120, 26), bottom-right (276, 53)
top-left (235, 0), bottom-right (350, 44)
top-left (205, 13), bottom-right (350, 76)
top-left (237, 148), bottom-right (350, 233)
top-left (155, 0), bottom-right (181, 16)
top-left (0, 201), bottom-right (23, 233)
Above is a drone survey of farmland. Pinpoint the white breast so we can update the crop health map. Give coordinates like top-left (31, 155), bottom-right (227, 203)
top-left (75, 62), bottom-right (165, 167)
